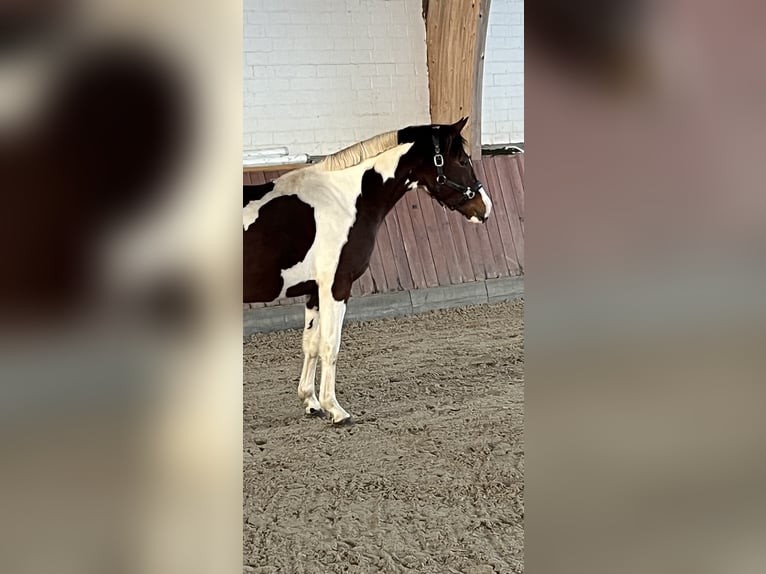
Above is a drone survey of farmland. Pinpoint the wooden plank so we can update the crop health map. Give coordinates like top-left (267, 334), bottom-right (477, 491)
top-left (493, 157), bottom-right (524, 271)
top-left (356, 268), bottom-right (375, 296)
top-left (405, 190), bottom-right (440, 288)
top-left (494, 156), bottom-right (525, 271)
top-left (374, 217), bottom-right (402, 291)
top-left (444, 201), bottom-right (477, 284)
top-left (249, 171), bottom-right (267, 185)
top-left (480, 158), bottom-right (521, 275)
top-left (475, 161), bottom-right (511, 277)
top-left (516, 152), bottom-right (525, 181)
top-left (429, 196), bottom-right (465, 284)
top-left (243, 163), bottom-right (306, 173)
top-left (471, 0), bottom-right (492, 158)
top-left (367, 241), bottom-right (388, 293)
top-left (425, 0), bottom-right (489, 157)
top-left (415, 188), bottom-right (451, 286)
top-left (393, 199), bottom-right (427, 289)
top-left (383, 208), bottom-right (415, 291)
top-left (490, 157), bottom-right (523, 273)
top-left (507, 155), bottom-right (526, 234)
top-left (458, 209), bottom-right (487, 280)
top-left (469, 193), bottom-right (499, 279)
top-left (243, 172), bottom-right (252, 184)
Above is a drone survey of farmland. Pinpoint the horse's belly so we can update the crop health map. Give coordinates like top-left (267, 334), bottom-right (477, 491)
top-left (277, 246), bottom-right (316, 298)
top-left (243, 195), bottom-right (317, 303)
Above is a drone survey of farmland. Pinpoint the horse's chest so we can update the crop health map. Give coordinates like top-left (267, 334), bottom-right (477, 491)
top-left (310, 201), bottom-right (359, 271)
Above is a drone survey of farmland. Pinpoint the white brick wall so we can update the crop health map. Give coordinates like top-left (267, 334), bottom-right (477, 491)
top-left (482, 0), bottom-right (524, 144)
top-left (243, 0), bottom-right (431, 157)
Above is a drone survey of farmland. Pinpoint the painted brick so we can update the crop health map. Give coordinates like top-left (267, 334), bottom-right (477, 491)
top-left (351, 11), bottom-right (371, 25)
top-left (481, 0), bottom-right (524, 145)
top-left (371, 76), bottom-right (392, 89)
top-left (243, 0), bottom-right (430, 156)
top-left (351, 75), bottom-right (373, 90)
top-left (356, 63), bottom-right (377, 76)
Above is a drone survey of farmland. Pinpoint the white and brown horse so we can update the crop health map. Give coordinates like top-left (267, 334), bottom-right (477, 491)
top-left (243, 118), bottom-right (491, 424)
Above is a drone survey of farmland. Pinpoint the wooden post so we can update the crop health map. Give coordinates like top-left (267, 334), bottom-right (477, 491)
top-left (425, 0), bottom-right (491, 158)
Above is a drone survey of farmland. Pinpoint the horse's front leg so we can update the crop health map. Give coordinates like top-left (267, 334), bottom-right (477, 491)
top-left (317, 287), bottom-right (352, 425)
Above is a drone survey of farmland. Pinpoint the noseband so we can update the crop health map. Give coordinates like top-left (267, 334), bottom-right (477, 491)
top-left (430, 133), bottom-right (481, 210)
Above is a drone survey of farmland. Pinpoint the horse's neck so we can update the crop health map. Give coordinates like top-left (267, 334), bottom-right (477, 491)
top-left (357, 147), bottom-right (420, 222)
top-left (375, 162), bottom-right (419, 214)
top-left (363, 177), bottom-right (411, 223)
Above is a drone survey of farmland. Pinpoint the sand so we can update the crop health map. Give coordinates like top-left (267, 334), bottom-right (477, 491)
top-left (244, 300), bottom-right (524, 573)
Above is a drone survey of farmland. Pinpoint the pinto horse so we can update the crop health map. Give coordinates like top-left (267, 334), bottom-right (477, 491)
top-left (243, 118), bottom-right (492, 425)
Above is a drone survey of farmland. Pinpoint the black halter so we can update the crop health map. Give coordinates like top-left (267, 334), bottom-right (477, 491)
top-left (430, 133), bottom-right (481, 210)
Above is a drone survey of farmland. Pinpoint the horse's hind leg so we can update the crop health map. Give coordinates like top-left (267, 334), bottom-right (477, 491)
top-left (297, 290), bottom-right (322, 416)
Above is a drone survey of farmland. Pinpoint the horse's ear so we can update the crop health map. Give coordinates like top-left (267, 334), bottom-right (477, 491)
top-left (452, 116), bottom-right (469, 134)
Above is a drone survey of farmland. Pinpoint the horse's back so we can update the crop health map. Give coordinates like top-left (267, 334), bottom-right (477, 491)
top-left (243, 181), bottom-right (275, 207)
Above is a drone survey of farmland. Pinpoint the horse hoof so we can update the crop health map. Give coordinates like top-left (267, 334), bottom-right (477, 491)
top-left (306, 407), bottom-right (325, 418)
top-left (332, 416), bottom-right (354, 427)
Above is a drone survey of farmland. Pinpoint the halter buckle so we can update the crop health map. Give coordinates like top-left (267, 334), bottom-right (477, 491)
top-left (433, 154), bottom-right (444, 167)
top-left (465, 189), bottom-right (476, 200)
top-left (436, 174), bottom-right (446, 184)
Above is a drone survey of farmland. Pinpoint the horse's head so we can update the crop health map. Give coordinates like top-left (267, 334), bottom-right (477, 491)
top-left (404, 118), bottom-right (492, 223)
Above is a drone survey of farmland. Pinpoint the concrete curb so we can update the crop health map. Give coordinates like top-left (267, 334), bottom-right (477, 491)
top-left (244, 276), bottom-right (523, 336)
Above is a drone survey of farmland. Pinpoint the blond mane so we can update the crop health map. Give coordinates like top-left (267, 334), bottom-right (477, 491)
top-left (316, 130), bottom-right (399, 171)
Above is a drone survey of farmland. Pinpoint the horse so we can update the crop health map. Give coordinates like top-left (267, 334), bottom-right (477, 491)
top-left (243, 117), bottom-right (492, 425)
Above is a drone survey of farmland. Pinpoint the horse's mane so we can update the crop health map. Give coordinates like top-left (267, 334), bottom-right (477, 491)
top-left (316, 130), bottom-right (399, 171)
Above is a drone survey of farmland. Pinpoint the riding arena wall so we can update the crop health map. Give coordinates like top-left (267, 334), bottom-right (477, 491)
top-left (243, 152), bottom-right (524, 332)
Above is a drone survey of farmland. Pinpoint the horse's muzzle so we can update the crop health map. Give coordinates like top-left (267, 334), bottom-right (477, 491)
top-left (465, 183), bottom-right (491, 223)
top-left (476, 183), bottom-right (492, 220)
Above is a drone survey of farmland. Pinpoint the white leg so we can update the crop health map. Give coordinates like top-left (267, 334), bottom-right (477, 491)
top-left (317, 294), bottom-right (351, 424)
top-left (297, 305), bottom-right (322, 415)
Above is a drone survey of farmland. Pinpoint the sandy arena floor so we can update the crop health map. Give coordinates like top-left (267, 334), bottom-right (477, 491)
top-left (244, 300), bottom-right (524, 574)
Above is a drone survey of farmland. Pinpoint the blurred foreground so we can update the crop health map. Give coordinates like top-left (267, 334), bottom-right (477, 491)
top-left (527, 1), bottom-right (766, 573)
top-left (0, 1), bottom-right (240, 573)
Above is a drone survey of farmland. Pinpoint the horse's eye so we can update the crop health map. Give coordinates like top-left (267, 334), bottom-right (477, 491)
top-left (459, 158), bottom-right (469, 167)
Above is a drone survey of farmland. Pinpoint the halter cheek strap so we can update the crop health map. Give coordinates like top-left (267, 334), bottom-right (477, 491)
top-left (431, 133), bottom-right (479, 209)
